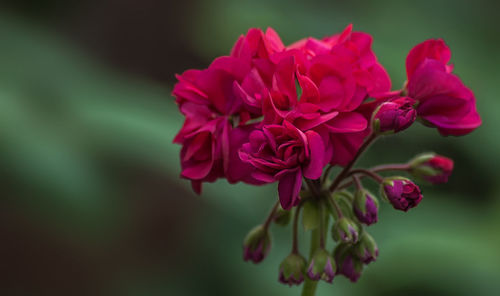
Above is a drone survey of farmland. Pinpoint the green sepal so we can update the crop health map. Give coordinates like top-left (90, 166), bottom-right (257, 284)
top-left (332, 191), bottom-right (356, 220)
top-left (243, 225), bottom-right (270, 250)
top-left (354, 189), bottom-right (379, 215)
top-left (280, 253), bottom-right (306, 279)
top-left (309, 249), bottom-right (336, 276)
top-left (273, 206), bottom-right (292, 226)
top-left (354, 232), bottom-right (378, 260)
top-left (332, 217), bottom-right (359, 243)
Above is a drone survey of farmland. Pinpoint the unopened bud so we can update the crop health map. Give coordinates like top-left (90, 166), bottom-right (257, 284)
top-left (243, 225), bottom-right (271, 263)
top-left (409, 153), bottom-right (454, 184)
top-left (332, 217), bottom-right (359, 244)
top-left (279, 253), bottom-right (307, 286)
top-left (333, 243), bottom-right (364, 282)
top-left (372, 97), bottom-right (417, 134)
top-left (307, 249), bottom-right (336, 283)
top-left (354, 232), bottom-right (379, 264)
top-left (273, 206), bottom-right (292, 226)
top-left (353, 189), bottom-right (379, 225)
top-left (381, 177), bottom-right (423, 212)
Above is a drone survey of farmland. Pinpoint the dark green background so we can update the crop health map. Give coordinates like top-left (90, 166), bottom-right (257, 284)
top-left (1, 0), bottom-right (499, 295)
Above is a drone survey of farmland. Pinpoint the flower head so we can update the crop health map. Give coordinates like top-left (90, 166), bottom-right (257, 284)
top-left (406, 40), bottom-right (481, 136)
top-left (239, 121), bottom-right (326, 210)
top-left (381, 177), bottom-right (423, 211)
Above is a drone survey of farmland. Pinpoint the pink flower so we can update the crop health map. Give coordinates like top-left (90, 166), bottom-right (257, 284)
top-left (289, 25), bottom-right (390, 166)
top-left (406, 40), bottom-right (481, 136)
top-left (262, 24), bottom-right (393, 167)
top-left (371, 96), bottom-right (417, 134)
top-left (406, 39), bottom-right (453, 80)
top-left (239, 121), bottom-right (325, 210)
top-left (173, 28), bottom-right (286, 192)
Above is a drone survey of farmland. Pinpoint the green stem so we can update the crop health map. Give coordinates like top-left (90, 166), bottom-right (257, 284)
top-left (348, 168), bottom-right (384, 183)
top-left (262, 201), bottom-right (279, 230)
top-left (301, 204), bottom-right (330, 296)
top-left (301, 228), bottom-right (319, 296)
top-left (291, 203), bottom-right (303, 254)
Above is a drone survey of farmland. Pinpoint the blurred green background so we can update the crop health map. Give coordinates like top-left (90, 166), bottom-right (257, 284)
top-left (1, 0), bottom-right (499, 295)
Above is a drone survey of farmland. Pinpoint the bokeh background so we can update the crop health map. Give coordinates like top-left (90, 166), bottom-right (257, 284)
top-left (1, 0), bottom-right (499, 295)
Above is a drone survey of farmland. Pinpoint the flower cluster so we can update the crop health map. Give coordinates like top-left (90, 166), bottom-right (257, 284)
top-left (173, 25), bottom-right (480, 290)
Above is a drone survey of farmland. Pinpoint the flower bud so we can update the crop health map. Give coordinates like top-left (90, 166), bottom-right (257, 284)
top-left (332, 217), bottom-right (359, 244)
top-left (353, 189), bottom-right (379, 225)
top-left (372, 97), bottom-right (417, 134)
top-left (273, 206), bottom-right (292, 226)
top-left (334, 244), bottom-right (363, 282)
top-left (354, 232), bottom-right (379, 264)
top-left (243, 225), bottom-right (271, 263)
top-left (279, 253), bottom-right (307, 286)
top-left (330, 191), bottom-right (356, 220)
top-left (307, 249), bottom-right (336, 283)
top-left (381, 177), bottom-right (423, 212)
top-left (409, 153), bottom-right (454, 184)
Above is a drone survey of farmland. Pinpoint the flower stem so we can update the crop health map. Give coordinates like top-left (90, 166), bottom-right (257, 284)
top-left (327, 194), bottom-right (343, 220)
top-left (305, 178), bottom-right (321, 197)
top-left (301, 228), bottom-right (319, 296)
top-left (348, 168), bottom-right (384, 183)
top-left (329, 133), bottom-right (377, 192)
top-left (291, 203), bottom-right (303, 254)
top-left (319, 203), bottom-right (325, 248)
top-left (263, 201), bottom-right (279, 230)
top-left (321, 164), bottom-right (334, 183)
top-left (353, 174), bottom-right (363, 190)
top-left (337, 163), bottom-right (410, 190)
top-left (370, 163), bottom-right (410, 172)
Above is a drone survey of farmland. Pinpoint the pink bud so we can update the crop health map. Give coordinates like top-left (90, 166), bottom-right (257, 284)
top-left (372, 97), bottom-right (417, 134)
top-left (410, 153), bottom-right (454, 184)
top-left (382, 178), bottom-right (423, 212)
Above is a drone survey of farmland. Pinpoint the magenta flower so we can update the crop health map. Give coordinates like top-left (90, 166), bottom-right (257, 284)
top-left (372, 97), bottom-right (417, 134)
top-left (263, 25), bottom-right (392, 168)
top-left (382, 178), bottom-right (423, 212)
top-left (239, 121), bottom-right (325, 210)
top-left (406, 39), bottom-right (453, 80)
top-left (173, 28), bottom-right (286, 192)
top-left (406, 40), bottom-right (481, 136)
top-left (172, 26), bottom-right (481, 289)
